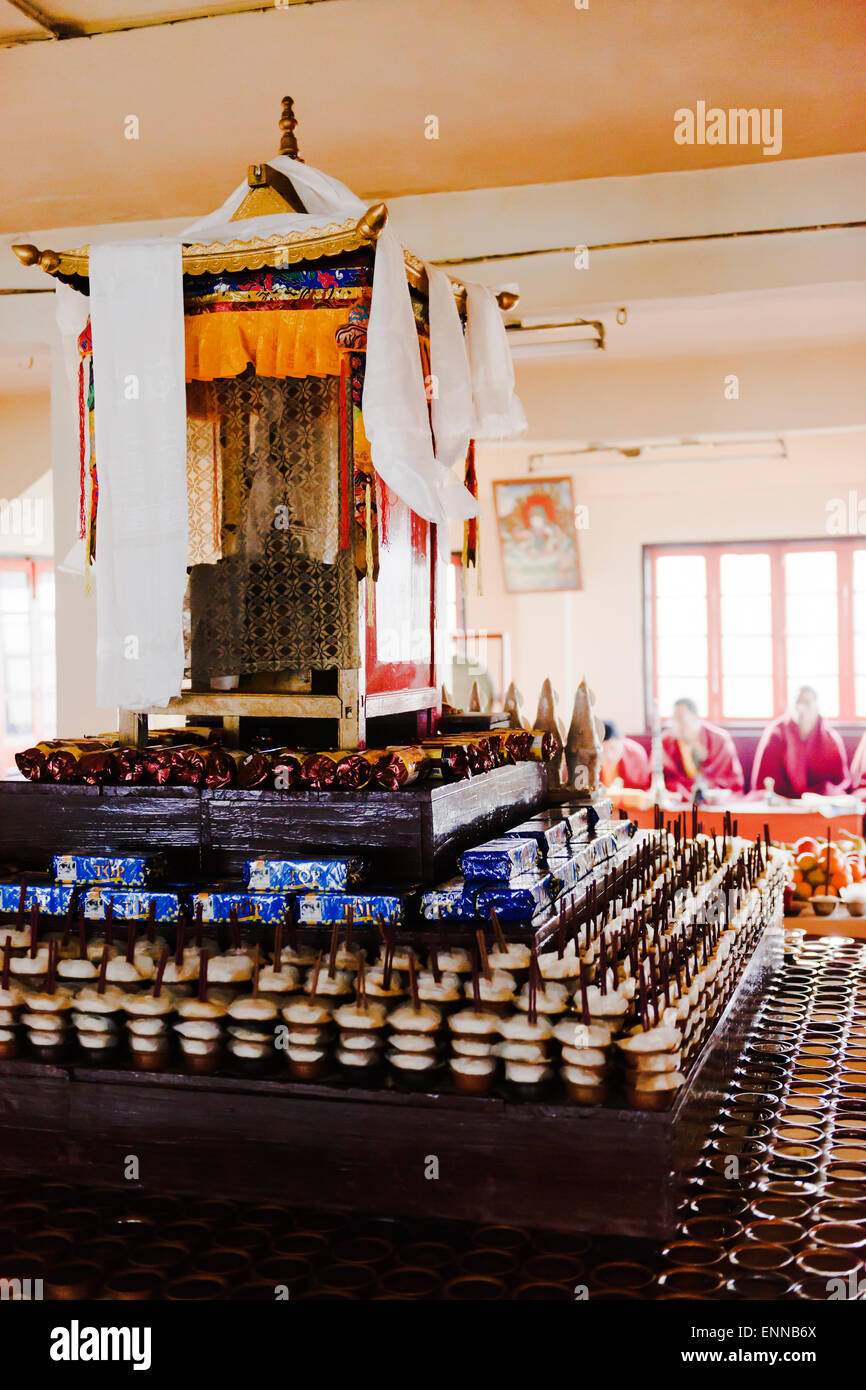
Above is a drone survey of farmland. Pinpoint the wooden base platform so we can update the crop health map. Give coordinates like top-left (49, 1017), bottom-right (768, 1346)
top-left (0, 921), bottom-right (781, 1238)
top-left (0, 762), bottom-right (547, 885)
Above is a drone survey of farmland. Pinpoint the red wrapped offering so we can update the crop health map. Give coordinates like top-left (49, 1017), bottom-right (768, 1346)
top-left (486, 733), bottom-right (508, 767)
top-left (15, 741), bottom-right (53, 781)
top-left (169, 746), bottom-right (209, 786)
top-left (235, 750), bottom-right (271, 789)
top-left (465, 738), bottom-right (494, 775)
top-left (333, 751), bottom-right (381, 790)
top-left (76, 750), bottom-right (118, 785)
top-left (44, 739), bottom-right (118, 783)
top-left (302, 751), bottom-right (342, 788)
top-left (115, 748), bottom-right (147, 784)
top-left (373, 746), bottom-right (430, 789)
top-left (268, 749), bottom-right (303, 789)
top-left (527, 730), bottom-right (558, 763)
top-left (503, 730), bottom-right (532, 762)
top-left (196, 747), bottom-right (268, 788)
top-left (420, 741), bottom-right (471, 781)
top-left (140, 747), bottom-right (175, 785)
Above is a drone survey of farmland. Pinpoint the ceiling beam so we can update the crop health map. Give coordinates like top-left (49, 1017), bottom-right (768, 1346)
top-left (1, 0), bottom-right (343, 47)
top-left (6, 1), bottom-right (86, 39)
top-left (436, 220), bottom-right (866, 271)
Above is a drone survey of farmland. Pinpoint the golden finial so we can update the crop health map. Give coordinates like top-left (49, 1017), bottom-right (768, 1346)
top-left (11, 244), bottom-right (41, 267)
top-left (278, 95), bottom-right (302, 161)
top-left (356, 203), bottom-right (389, 242)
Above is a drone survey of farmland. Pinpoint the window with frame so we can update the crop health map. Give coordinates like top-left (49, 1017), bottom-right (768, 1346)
top-left (644, 539), bottom-right (866, 725)
top-left (0, 559), bottom-right (56, 778)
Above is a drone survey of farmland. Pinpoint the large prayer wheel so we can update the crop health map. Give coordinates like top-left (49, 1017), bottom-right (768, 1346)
top-left (14, 98), bottom-right (518, 749)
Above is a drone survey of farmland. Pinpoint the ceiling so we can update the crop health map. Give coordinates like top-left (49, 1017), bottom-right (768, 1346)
top-left (1, 0), bottom-right (865, 232)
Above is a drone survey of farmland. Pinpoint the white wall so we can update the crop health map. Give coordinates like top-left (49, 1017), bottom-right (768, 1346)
top-left (0, 390), bottom-right (52, 558)
top-left (466, 427), bottom-right (866, 735)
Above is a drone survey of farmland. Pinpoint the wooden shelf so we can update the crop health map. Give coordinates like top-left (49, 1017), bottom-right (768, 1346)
top-left (0, 762), bottom-right (548, 884)
top-left (365, 686), bottom-right (438, 719)
top-left (149, 691), bottom-right (343, 719)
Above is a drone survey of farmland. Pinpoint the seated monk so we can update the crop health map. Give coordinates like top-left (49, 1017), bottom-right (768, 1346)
top-left (847, 729), bottom-right (866, 792)
top-left (751, 686), bottom-right (848, 799)
top-left (600, 720), bottom-right (651, 791)
top-left (662, 697), bottom-right (744, 799)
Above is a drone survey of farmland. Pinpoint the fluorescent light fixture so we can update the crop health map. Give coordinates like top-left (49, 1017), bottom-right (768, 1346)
top-left (528, 437), bottom-right (788, 471)
top-left (506, 317), bottom-right (605, 358)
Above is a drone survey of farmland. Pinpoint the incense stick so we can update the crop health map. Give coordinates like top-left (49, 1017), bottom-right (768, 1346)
top-left (153, 947), bottom-right (169, 998)
top-left (475, 928), bottom-right (491, 980)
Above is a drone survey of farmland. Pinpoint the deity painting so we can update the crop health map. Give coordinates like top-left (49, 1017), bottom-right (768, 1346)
top-left (492, 477), bottom-right (583, 593)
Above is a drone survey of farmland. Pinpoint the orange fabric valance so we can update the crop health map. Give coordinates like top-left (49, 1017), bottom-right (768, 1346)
top-left (185, 307), bottom-right (353, 382)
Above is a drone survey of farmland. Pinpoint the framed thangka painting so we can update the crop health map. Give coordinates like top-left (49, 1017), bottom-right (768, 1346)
top-left (492, 476), bottom-right (583, 593)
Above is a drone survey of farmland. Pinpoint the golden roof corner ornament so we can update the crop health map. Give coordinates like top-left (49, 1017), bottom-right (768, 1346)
top-left (356, 202), bottom-right (389, 242)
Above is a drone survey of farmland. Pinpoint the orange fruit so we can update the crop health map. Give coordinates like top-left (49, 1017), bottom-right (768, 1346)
top-left (794, 837), bottom-right (821, 857)
top-left (793, 880), bottom-right (813, 900)
top-left (796, 853), bottom-right (818, 873)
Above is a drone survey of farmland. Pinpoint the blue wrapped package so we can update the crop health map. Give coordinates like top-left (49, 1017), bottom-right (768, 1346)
top-left (460, 837), bottom-right (539, 883)
top-left (547, 855), bottom-right (587, 899)
top-left (586, 798), bottom-right (614, 828)
top-left (503, 814), bottom-right (570, 859)
top-left (591, 819), bottom-right (636, 850)
top-left (192, 891), bottom-right (292, 924)
top-left (589, 832), bottom-right (621, 866)
top-left (549, 840), bottom-right (597, 887)
top-left (244, 857), bottom-right (368, 892)
top-left (83, 888), bottom-right (181, 922)
top-left (53, 853), bottom-right (165, 886)
top-left (421, 877), bottom-right (477, 921)
top-left (564, 805), bottom-right (593, 838)
top-left (476, 872), bottom-right (553, 922)
top-left (0, 883), bottom-right (74, 916)
top-left (296, 891), bottom-right (410, 927)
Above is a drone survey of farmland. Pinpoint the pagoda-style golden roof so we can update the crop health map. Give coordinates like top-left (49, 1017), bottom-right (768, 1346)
top-left (11, 97), bottom-right (518, 315)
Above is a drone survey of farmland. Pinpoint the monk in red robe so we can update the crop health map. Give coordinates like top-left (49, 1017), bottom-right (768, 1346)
top-left (751, 686), bottom-right (848, 798)
top-left (849, 731), bottom-right (866, 791)
top-left (600, 720), bottom-right (651, 791)
top-left (662, 697), bottom-right (744, 799)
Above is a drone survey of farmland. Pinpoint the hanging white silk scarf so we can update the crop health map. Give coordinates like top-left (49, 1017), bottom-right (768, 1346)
top-left (89, 241), bottom-right (188, 710)
top-left (465, 281), bottom-right (528, 440)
